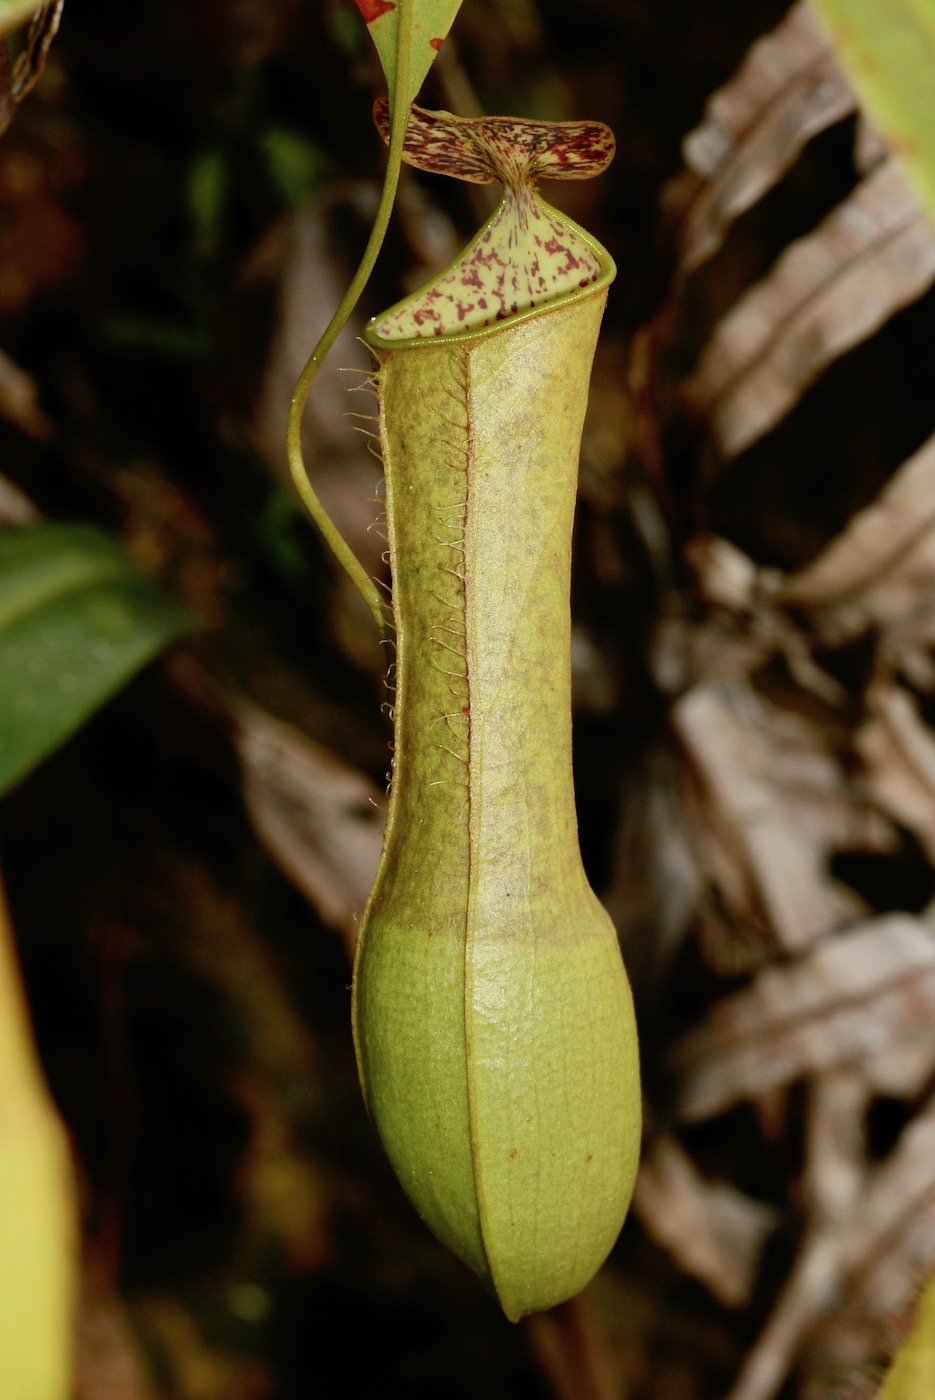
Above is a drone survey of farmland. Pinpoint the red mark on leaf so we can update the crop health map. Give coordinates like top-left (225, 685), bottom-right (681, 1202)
top-left (353, 0), bottom-right (395, 23)
top-left (430, 37), bottom-right (444, 50)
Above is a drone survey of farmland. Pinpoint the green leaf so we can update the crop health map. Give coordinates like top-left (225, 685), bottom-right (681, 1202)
top-left (811, 0), bottom-right (935, 225)
top-left (351, 0), bottom-right (463, 108)
top-left (0, 523), bottom-right (191, 796)
top-left (0, 0), bottom-right (45, 39)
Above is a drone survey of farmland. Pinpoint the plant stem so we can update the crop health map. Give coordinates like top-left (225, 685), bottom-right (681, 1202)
top-left (286, 1), bottom-right (414, 636)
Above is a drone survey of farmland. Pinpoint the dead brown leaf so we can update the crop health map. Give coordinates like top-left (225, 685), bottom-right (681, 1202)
top-left (713, 1074), bottom-right (935, 1400)
top-left (633, 1135), bottom-right (778, 1308)
top-left (635, 2), bottom-right (935, 1393)
top-left (168, 658), bottom-right (384, 952)
top-left (674, 682), bottom-right (864, 962)
top-left (858, 682), bottom-right (935, 865)
top-left (840, 1090), bottom-right (935, 1286)
top-left (0, 467), bottom-right (40, 526)
top-left (779, 429), bottom-right (935, 661)
top-left (653, 536), bottom-right (856, 708)
top-left (685, 158), bottom-right (935, 459)
top-left (721, 1073), bottom-right (869, 1400)
top-left (675, 913), bottom-right (935, 1122)
top-left (0, 346), bottom-right (52, 439)
top-left (652, 545), bottom-right (783, 696)
top-left (601, 747), bottom-right (702, 982)
top-left (667, 1), bottom-right (856, 275)
top-left (9, 2), bottom-right (62, 97)
top-left (233, 697), bottom-right (384, 952)
top-left (0, 0), bottom-right (64, 136)
top-left (802, 1093), bottom-right (935, 1398)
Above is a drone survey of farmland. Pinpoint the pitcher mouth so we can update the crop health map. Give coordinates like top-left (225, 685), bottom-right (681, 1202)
top-left (365, 199), bottom-right (615, 350)
top-left (364, 102), bottom-right (616, 349)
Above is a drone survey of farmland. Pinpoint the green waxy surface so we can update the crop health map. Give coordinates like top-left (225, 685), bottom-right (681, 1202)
top-left (353, 215), bottom-right (641, 1317)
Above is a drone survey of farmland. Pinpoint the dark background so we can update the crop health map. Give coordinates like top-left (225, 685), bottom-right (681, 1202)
top-left (1, 2), bottom-right (926, 1396)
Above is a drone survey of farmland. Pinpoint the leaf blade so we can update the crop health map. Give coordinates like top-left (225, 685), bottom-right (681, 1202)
top-left (0, 523), bottom-right (191, 796)
top-left (0, 0), bottom-right (46, 38)
top-left (352, 0), bottom-right (463, 108)
top-left (811, 0), bottom-right (935, 225)
top-left (878, 1268), bottom-right (935, 1400)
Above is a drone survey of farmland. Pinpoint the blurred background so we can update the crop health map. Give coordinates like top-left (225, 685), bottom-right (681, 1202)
top-left (4, 2), bottom-right (935, 1397)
